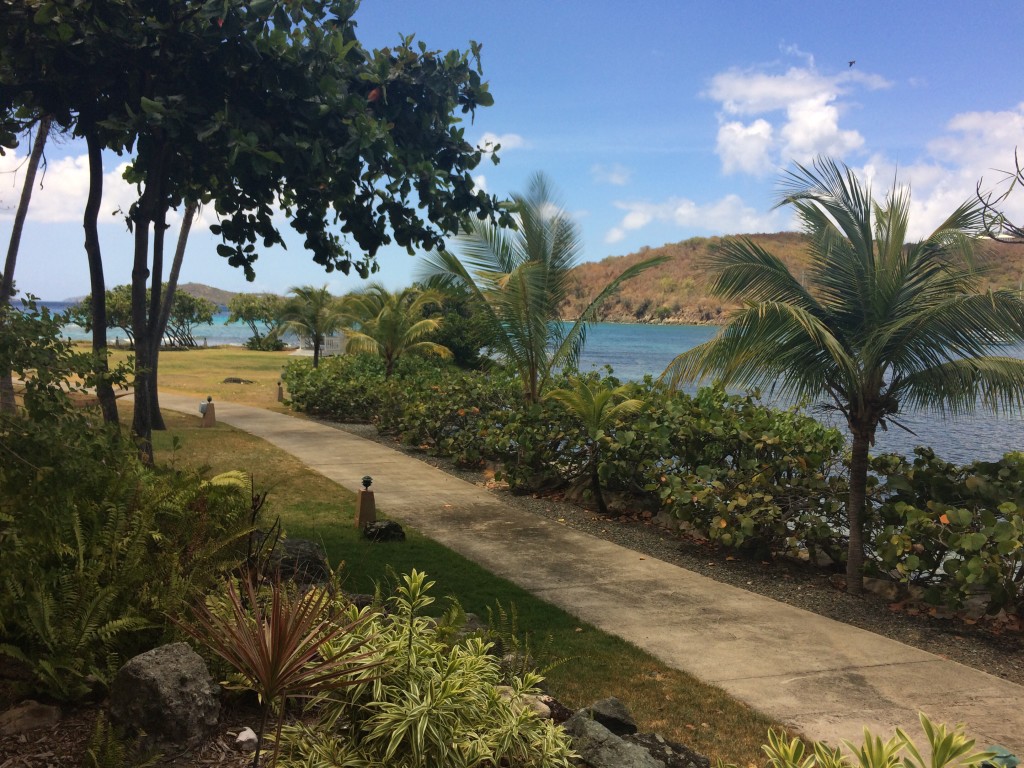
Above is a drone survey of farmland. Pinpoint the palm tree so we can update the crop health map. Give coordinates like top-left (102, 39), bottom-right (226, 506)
top-left (277, 285), bottom-right (345, 368)
top-left (341, 283), bottom-right (452, 377)
top-left (662, 157), bottom-right (1024, 594)
top-left (420, 172), bottom-right (666, 403)
top-left (546, 378), bottom-right (645, 515)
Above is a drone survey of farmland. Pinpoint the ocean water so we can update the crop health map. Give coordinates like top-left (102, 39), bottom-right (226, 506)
top-left (42, 304), bottom-right (1024, 464)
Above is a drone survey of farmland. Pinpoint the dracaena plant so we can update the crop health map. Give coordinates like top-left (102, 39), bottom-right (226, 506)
top-left (178, 576), bottom-right (380, 768)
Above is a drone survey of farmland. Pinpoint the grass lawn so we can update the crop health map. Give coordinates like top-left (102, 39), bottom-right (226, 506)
top-left (107, 345), bottom-right (296, 411)
top-left (150, 383), bottom-right (791, 764)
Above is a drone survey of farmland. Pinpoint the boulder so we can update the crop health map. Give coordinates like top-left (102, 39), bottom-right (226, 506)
top-left (110, 643), bottom-right (220, 752)
top-left (0, 700), bottom-right (61, 736)
top-left (587, 696), bottom-right (638, 735)
top-left (623, 733), bottom-right (711, 768)
top-left (272, 537), bottom-right (330, 583)
top-left (564, 711), bottom-right (662, 768)
top-left (363, 520), bottom-right (406, 542)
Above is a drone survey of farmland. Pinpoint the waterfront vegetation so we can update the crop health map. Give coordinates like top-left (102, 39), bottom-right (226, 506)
top-left (3, 299), bottom-right (1022, 764)
top-left (284, 352), bottom-right (1024, 617)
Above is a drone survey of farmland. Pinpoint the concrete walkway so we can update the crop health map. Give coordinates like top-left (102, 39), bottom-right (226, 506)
top-left (161, 393), bottom-right (1024, 753)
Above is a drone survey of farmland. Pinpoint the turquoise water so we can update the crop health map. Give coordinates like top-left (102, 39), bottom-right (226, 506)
top-left (46, 305), bottom-right (1023, 464)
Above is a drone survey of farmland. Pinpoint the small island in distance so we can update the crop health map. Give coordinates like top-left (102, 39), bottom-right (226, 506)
top-left (81, 232), bottom-right (1024, 326)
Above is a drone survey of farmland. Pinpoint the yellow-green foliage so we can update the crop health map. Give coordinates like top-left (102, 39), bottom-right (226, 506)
top-left (277, 571), bottom-right (576, 768)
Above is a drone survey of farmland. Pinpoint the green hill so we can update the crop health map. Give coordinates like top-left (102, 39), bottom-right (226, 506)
top-left (561, 233), bottom-right (1024, 324)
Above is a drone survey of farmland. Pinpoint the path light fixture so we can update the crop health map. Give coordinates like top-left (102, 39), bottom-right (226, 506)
top-left (355, 475), bottom-right (376, 527)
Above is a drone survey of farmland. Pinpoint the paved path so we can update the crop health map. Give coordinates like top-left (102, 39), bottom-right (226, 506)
top-left (162, 394), bottom-right (1024, 753)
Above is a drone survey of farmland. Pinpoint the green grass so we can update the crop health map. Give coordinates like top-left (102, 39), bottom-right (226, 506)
top-left (151, 408), bottom-right (790, 764)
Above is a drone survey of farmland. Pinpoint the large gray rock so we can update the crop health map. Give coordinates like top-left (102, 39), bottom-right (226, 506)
top-left (623, 733), bottom-right (711, 768)
top-left (564, 711), bottom-right (662, 768)
top-left (110, 643), bottom-right (220, 751)
top-left (588, 696), bottom-right (638, 735)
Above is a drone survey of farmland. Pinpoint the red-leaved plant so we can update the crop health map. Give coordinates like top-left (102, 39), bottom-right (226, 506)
top-left (178, 576), bottom-right (380, 768)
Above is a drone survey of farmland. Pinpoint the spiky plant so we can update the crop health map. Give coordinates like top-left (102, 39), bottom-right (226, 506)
top-left (179, 577), bottom-right (380, 768)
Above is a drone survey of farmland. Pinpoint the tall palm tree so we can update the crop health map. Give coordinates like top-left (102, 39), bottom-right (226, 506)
top-left (420, 171), bottom-right (666, 403)
top-left (546, 378), bottom-right (645, 515)
top-left (662, 157), bottom-right (1024, 594)
top-left (341, 283), bottom-right (452, 377)
top-left (277, 285), bottom-right (345, 368)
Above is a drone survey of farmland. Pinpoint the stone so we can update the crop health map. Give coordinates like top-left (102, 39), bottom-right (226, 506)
top-left (563, 711), bottom-right (662, 768)
top-left (271, 537), bottom-right (330, 583)
top-left (624, 733), bottom-right (711, 768)
top-left (110, 642), bottom-right (220, 752)
top-left (235, 727), bottom-right (259, 752)
top-left (588, 696), bottom-right (638, 735)
top-left (495, 686), bottom-right (552, 719)
top-left (363, 520), bottom-right (406, 542)
top-left (0, 700), bottom-right (61, 736)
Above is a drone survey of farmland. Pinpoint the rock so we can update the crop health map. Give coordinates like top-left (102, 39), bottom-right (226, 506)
top-left (862, 577), bottom-right (900, 601)
top-left (273, 537), bottom-right (330, 583)
top-left (363, 520), bottom-right (406, 542)
top-left (0, 700), bottom-right (61, 736)
top-left (495, 686), bottom-right (552, 719)
top-left (624, 733), bottom-right (711, 768)
top-left (235, 727), bottom-right (259, 752)
top-left (564, 711), bottom-right (662, 768)
top-left (110, 643), bottom-right (220, 752)
top-left (587, 696), bottom-right (638, 736)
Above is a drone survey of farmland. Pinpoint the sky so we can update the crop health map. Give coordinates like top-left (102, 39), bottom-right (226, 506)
top-left (3, 0), bottom-right (1024, 301)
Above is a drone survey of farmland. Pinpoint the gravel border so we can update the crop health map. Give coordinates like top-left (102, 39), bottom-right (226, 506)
top-left (329, 420), bottom-right (1024, 685)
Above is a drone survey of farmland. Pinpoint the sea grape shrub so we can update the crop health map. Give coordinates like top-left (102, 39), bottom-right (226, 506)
top-left (483, 396), bottom-right (585, 494)
top-left (656, 387), bottom-right (847, 560)
top-left (282, 354), bottom-right (386, 422)
top-left (872, 449), bottom-right (1024, 614)
top-left (385, 360), bottom-right (519, 467)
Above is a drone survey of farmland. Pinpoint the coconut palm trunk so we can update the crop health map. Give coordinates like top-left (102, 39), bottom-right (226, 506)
top-left (1, 115), bottom-right (52, 414)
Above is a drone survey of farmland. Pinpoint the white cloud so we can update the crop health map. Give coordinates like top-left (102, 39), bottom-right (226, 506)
top-left (717, 119), bottom-right (775, 176)
top-left (604, 194), bottom-right (786, 244)
top-left (477, 132), bottom-right (526, 153)
top-left (472, 174), bottom-right (487, 193)
top-left (591, 163), bottom-right (631, 186)
top-left (780, 95), bottom-right (864, 163)
top-left (706, 58), bottom-right (888, 176)
top-left (0, 150), bottom-right (137, 225)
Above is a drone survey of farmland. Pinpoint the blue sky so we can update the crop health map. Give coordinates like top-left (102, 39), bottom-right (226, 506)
top-left (4, 0), bottom-right (1024, 300)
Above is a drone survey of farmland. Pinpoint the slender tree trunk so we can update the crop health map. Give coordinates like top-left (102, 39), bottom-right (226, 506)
top-left (148, 201), bottom-right (197, 431)
top-left (131, 187), bottom-right (158, 463)
top-left (84, 133), bottom-right (119, 425)
top-left (1, 115), bottom-right (52, 413)
top-left (591, 460), bottom-right (608, 516)
top-left (846, 428), bottom-right (873, 595)
top-left (146, 197), bottom-right (169, 431)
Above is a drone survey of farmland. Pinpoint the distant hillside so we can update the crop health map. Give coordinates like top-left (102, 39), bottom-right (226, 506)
top-left (562, 233), bottom-right (1024, 324)
top-left (178, 283), bottom-right (238, 309)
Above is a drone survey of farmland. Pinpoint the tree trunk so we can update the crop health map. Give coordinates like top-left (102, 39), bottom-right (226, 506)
top-left (131, 190), bottom-right (158, 464)
top-left (146, 197), bottom-right (169, 431)
top-left (148, 201), bottom-right (198, 431)
top-left (591, 460), bottom-right (608, 516)
top-left (1, 115), bottom-right (52, 413)
top-left (846, 428), bottom-right (873, 595)
top-left (84, 133), bottom-right (119, 425)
